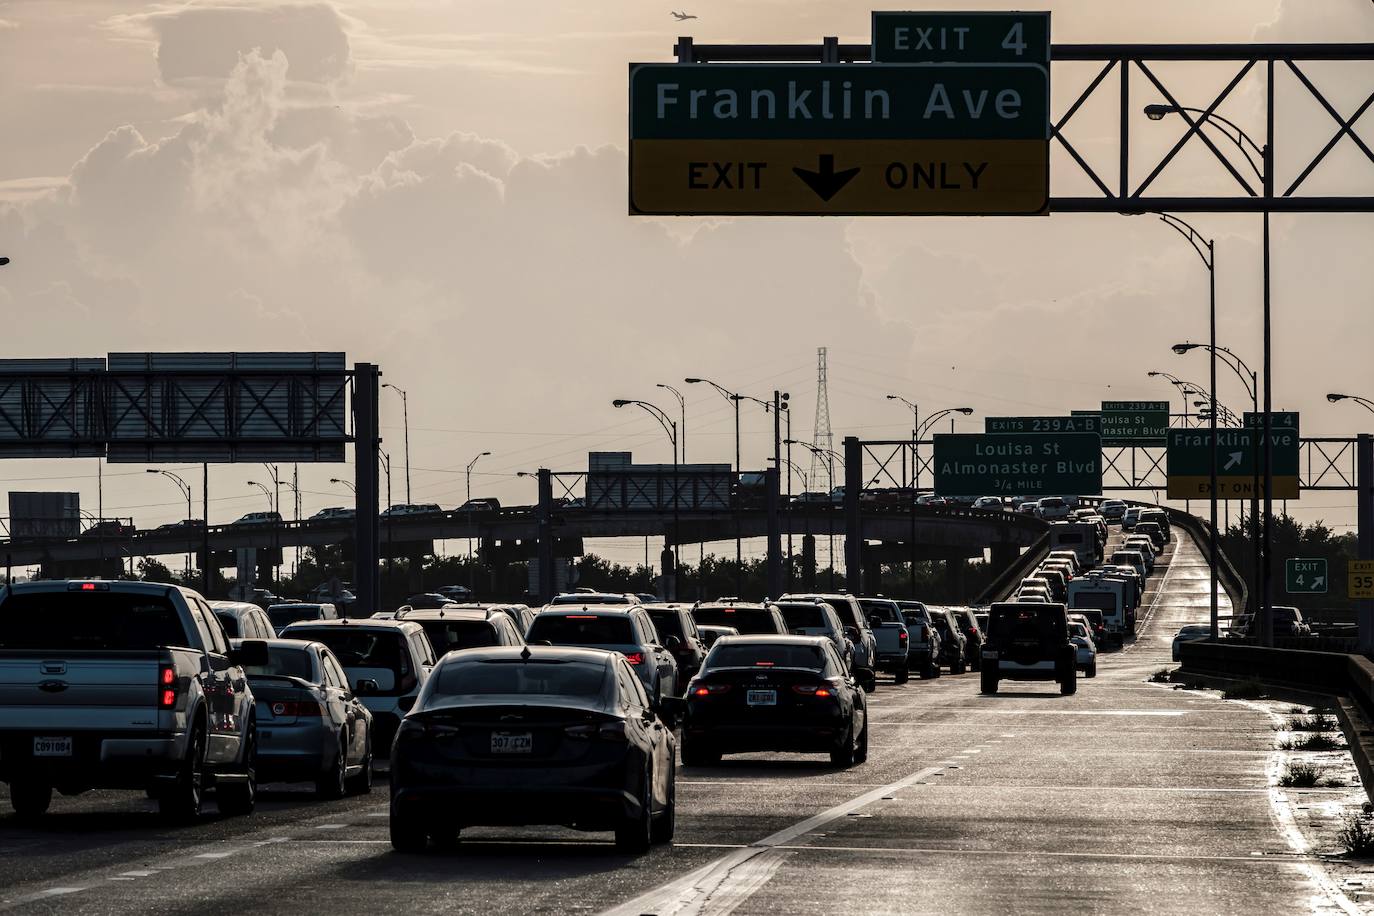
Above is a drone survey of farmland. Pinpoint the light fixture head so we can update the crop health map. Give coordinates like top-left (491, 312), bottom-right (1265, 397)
top-left (1144, 103), bottom-right (1176, 121)
top-left (1327, 393), bottom-right (1348, 403)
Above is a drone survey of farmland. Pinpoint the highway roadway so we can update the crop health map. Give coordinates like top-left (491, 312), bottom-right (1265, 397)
top-left (0, 527), bottom-right (1365, 915)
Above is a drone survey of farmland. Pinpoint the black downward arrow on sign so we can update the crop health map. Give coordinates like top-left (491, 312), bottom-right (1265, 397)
top-left (792, 154), bottom-right (861, 202)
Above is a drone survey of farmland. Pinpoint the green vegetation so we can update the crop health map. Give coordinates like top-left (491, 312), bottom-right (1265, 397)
top-left (1278, 762), bottom-right (1321, 788)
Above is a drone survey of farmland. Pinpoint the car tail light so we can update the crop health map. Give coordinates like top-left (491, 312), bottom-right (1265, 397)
top-left (691, 683), bottom-right (731, 696)
top-left (791, 684), bottom-right (834, 697)
top-left (754, 660), bottom-right (775, 667)
top-left (158, 665), bottom-right (177, 708)
top-left (270, 700), bottom-right (325, 717)
top-left (624, 652), bottom-right (645, 665)
top-left (567, 721), bottom-right (628, 741)
top-left (898, 630), bottom-right (909, 645)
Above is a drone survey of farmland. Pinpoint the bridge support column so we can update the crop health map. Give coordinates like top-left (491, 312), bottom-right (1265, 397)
top-left (801, 535), bottom-right (817, 591)
top-left (661, 546), bottom-right (676, 600)
top-left (536, 469), bottom-right (555, 605)
top-left (766, 466), bottom-right (782, 599)
top-left (864, 555), bottom-right (883, 595)
top-left (990, 542), bottom-right (1019, 576)
top-left (407, 549), bottom-right (425, 594)
top-left (352, 362), bottom-right (381, 616)
top-left (844, 437), bottom-right (862, 593)
top-left (945, 557), bottom-right (967, 603)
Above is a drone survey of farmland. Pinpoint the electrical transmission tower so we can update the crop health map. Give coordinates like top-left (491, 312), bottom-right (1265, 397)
top-left (810, 347), bottom-right (833, 489)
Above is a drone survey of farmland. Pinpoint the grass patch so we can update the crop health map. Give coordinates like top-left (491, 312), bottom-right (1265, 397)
top-left (1148, 668), bottom-right (1173, 683)
top-left (1222, 679), bottom-right (1265, 700)
top-left (1339, 814), bottom-right (1374, 858)
top-left (1284, 714), bottom-right (1337, 732)
top-left (1278, 733), bottom-right (1343, 751)
top-left (1278, 762), bottom-right (1321, 788)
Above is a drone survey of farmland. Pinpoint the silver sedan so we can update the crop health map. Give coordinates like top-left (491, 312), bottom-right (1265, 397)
top-left (232, 639), bottom-right (374, 798)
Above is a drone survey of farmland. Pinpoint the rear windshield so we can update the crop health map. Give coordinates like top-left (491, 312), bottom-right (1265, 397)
top-left (269, 605), bottom-right (323, 630)
top-left (245, 647), bottom-right (315, 682)
top-left (858, 600), bottom-right (902, 623)
top-left (419, 620), bottom-right (500, 654)
top-left (1112, 553), bottom-right (1141, 565)
top-left (286, 629), bottom-right (410, 693)
top-left (527, 615), bottom-right (634, 645)
top-left (777, 603), bottom-right (826, 630)
top-left (0, 592), bottom-right (189, 651)
top-left (431, 659), bottom-right (607, 698)
top-left (1041, 498), bottom-right (1065, 508)
top-left (1070, 591), bottom-right (1118, 612)
top-left (214, 612), bottom-right (240, 638)
top-left (789, 597), bottom-right (859, 628)
top-left (645, 610), bottom-right (684, 641)
top-left (989, 605), bottom-right (1064, 648)
top-left (705, 643), bottom-right (825, 671)
top-left (1051, 531), bottom-right (1085, 544)
top-left (550, 594), bottom-right (630, 605)
top-left (693, 608), bottom-right (780, 635)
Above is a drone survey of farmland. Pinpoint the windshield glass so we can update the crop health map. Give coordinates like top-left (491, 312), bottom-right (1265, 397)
top-left (269, 605), bottom-right (323, 630)
top-left (244, 646), bottom-right (315, 682)
top-left (419, 619), bottom-right (499, 654)
top-left (285, 628), bottom-right (410, 694)
top-left (645, 610), bottom-right (684, 641)
top-left (527, 615), bottom-right (634, 645)
top-left (0, 592), bottom-right (188, 651)
top-left (693, 608), bottom-right (779, 634)
top-left (858, 600), bottom-right (901, 622)
top-left (214, 612), bottom-right (240, 638)
top-left (431, 659), bottom-right (608, 698)
top-left (1070, 591), bottom-right (1118, 611)
top-left (777, 603), bottom-right (826, 629)
top-left (989, 605), bottom-right (1063, 649)
top-left (704, 643), bottom-right (825, 671)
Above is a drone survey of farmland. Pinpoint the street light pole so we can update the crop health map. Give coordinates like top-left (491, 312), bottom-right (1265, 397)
top-left (147, 469), bottom-right (193, 578)
top-left (465, 450), bottom-right (490, 596)
top-left (686, 377), bottom-right (748, 596)
top-left (383, 383), bottom-right (411, 504)
top-left (657, 383), bottom-right (687, 464)
top-left (614, 398), bottom-right (680, 599)
top-left (1148, 101), bottom-right (1274, 646)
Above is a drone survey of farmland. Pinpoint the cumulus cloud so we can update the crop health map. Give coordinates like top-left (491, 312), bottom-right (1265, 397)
top-left (136, 2), bottom-right (353, 85)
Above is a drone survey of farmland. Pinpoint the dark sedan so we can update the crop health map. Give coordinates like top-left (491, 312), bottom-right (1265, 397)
top-left (681, 636), bottom-right (868, 769)
top-left (389, 646), bottom-right (679, 854)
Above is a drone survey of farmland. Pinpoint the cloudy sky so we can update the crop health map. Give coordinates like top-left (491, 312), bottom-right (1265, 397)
top-left (0, 0), bottom-right (1371, 564)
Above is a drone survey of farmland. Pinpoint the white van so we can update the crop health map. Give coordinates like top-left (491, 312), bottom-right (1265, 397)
top-left (1068, 575), bottom-right (1130, 645)
top-left (1049, 521), bottom-right (1101, 567)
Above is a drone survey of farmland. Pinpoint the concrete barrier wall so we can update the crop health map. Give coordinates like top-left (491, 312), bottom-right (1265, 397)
top-left (1179, 640), bottom-right (1350, 694)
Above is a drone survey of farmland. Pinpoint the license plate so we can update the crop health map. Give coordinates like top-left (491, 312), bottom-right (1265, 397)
top-left (981, 650), bottom-right (998, 659)
top-left (746, 690), bottom-right (777, 706)
top-left (490, 731), bottom-right (532, 754)
top-left (33, 736), bottom-right (72, 757)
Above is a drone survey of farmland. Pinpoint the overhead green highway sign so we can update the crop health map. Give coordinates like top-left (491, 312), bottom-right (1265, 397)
top-left (986, 415), bottom-right (1100, 435)
top-left (628, 62), bottom-right (1050, 216)
top-left (1285, 558), bottom-right (1327, 595)
top-left (1166, 428), bottom-right (1300, 499)
top-left (933, 432), bottom-right (1103, 497)
top-left (871, 11), bottom-right (1050, 65)
top-left (1244, 411), bottom-right (1299, 433)
top-left (1100, 401), bottom-right (1170, 447)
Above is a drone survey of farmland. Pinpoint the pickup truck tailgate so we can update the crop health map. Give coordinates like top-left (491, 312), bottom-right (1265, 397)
top-left (0, 653), bottom-right (164, 730)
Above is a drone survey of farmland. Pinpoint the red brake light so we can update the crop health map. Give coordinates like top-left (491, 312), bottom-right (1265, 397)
top-left (81, 583), bottom-right (96, 591)
top-left (792, 683), bottom-right (835, 697)
top-left (721, 609), bottom-right (736, 613)
top-left (899, 631), bottom-right (909, 644)
top-left (815, 688), bottom-right (832, 697)
top-left (158, 665), bottom-right (177, 708)
top-left (161, 667), bottom-right (175, 686)
top-left (691, 683), bottom-right (731, 696)
top-left (161, 689), bottom-right (176, 707)
top-left (623, 652), bottom-right (645, 665)
top-left (269, 700), bottom-right (324, 717)
top-left (754, 660), bottom-right (774, 666)
top-left (565, 615), bottom-right (598, 619)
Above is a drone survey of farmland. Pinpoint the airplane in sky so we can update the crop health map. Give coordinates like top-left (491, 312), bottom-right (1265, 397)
top-left (671, 11), bottom-right (698, 20)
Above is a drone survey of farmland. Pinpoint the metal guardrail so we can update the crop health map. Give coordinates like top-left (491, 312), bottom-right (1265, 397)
top-left (1158, 505), bottom-right (1249, 618)
top-left (974, 532), bottom-right (1050, 606)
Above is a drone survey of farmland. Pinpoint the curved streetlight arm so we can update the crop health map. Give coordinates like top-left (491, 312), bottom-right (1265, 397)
top-left (614, 399), bottom-right (677, 446)
top-left (1150, 105), bottom-right (1266, 179)
top-left (1176, 344), bottom-right (1257, 401)
top-left (684, 377), bottom-right (738, 408)
top-left (1329, 394), bottom-right (1374, 417)
top-left (1154, 212), bottom-right (1213, 271)
top-left (916, 407), bottom-right (973, 439)
top-left (785, 439), bottom-right (845, 469)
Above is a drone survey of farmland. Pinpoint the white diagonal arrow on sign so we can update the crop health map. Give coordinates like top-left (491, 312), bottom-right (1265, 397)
top-left (1223, 451), bottom-right (1243, 471)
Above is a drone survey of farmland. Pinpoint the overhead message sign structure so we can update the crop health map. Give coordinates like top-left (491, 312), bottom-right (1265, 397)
top-left (629, 19), bottom-right (1050, 218)
top-left (1100, 401), bottom-right (1170, 447)
top-left (1166, 428), bottom-right (1300, 499)
top-left (871, 11), bottom-right (1050, 65)
top-left (933, 432), bottom-right (1102, 497)
top-left (986, 415), bottom-right (1099, 434)
top-left (1285, 558), bottom-right (1328, 595)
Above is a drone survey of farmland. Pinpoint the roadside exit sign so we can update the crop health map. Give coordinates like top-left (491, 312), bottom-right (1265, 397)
top-left (1350, 560), bottom-right (1374, 599)
top-left (872, 11), bottom-right (1050, 65)
top-left (1285, 558), bottom-right (1327, 594)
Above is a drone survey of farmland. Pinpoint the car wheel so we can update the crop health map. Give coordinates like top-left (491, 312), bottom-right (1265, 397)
top-left (615, 765), bottom-right (653, 854)
top-left (430, 822), bottom-right (462, 850)
top-left (859, 669), bottom-right (877, 694)
top-left (680, 733), bottom-right (720, 767)
top-left (1086, 662), bottom-right (1097, 679)
top-left (217, 726), bottom-right (258, 816)
top-left (1061, 668), bottom-right (1078, 696)
top-left (390, 807), bottom-right (428, 853)
top-left (969, 652), bottom-right (981, 672)
top-left (651, 759), bottom-right (676, 845)
top-left (953, 654), bottom-right (967, 675)
top-left (893, 664), bottom-right (909, 685)
top-left (829, 721), bottom-right (858, 768)
top-left (347, 743), bottom-right (374, 796)
top-left (980, 668), bottom-right (999, 695)
top-left (918, 657), bottom-right (934, 679)
top-left (160, 726), bottom-right (205, 823)
top-left (9, 780), bottom-right (52, 819)
top-left (853, 717), bottom-right (869, 765)
top-left (316, 735), bottom-right (348, 800)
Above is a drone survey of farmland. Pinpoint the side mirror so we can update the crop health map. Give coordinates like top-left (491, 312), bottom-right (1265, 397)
top-left (844, 626), bottom-right (860, 643)
top-left (355, 678), bottom-right (380, 695)
top-left (230, 639), bottom-right (269, 668)
top-left (869, 615), bottom-right (884, 628)
top-left (664, 635), bottom-right (682, 650)
top-left (397, 694), bottom-right (417, 713)
top-left (658, 696), bottom-right (686, 728)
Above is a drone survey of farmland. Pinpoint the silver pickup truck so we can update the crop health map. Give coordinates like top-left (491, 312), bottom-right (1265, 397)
top-left (0, 580), bottom-right (266, 821)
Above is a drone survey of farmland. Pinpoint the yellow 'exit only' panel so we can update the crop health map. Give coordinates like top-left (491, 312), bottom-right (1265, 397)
top-left (630, 139), bottom-right (1048, 215)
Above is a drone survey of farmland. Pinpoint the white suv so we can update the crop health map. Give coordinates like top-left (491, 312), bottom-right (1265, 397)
top-left (280, 618), bottom-right (436, 752)
top-left (1035, 497), bottom-right (1071, 521)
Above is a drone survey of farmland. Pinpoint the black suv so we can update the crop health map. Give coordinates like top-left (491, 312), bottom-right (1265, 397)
top-left (981, 601), bottom-right (1077, 696)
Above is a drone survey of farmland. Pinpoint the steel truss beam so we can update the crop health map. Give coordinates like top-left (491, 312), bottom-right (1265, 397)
top-left (669, 40), bottom-right (1374, 213)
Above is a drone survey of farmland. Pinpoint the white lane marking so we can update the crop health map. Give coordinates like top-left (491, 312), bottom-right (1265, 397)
top-left (600, 759), bottom-right (954, 916)
top-left (42, 888), bottom-right (85, 896)
top-left (193, 852), bottom-right (234, 859)
top-left (315, 823), bottom-right (348, 830)
top-left (117, 871), bottom-right (154, 878)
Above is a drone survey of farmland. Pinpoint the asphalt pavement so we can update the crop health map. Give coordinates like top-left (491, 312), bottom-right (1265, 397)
top-left (0, 527), bottom-right (1365, 915)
